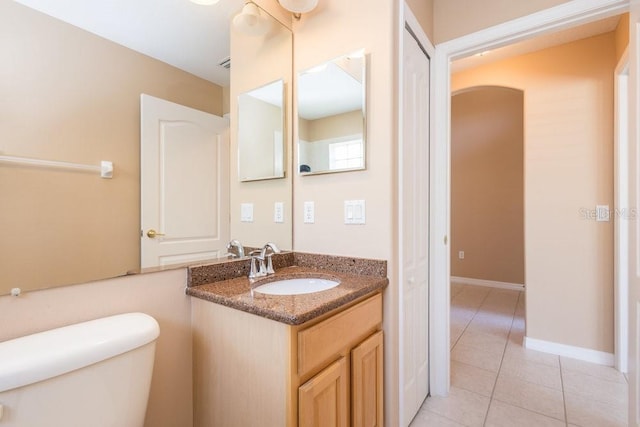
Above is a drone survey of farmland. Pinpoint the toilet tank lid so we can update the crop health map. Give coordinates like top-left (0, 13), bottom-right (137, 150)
top-left (0, 312), bottom-right (160, 393)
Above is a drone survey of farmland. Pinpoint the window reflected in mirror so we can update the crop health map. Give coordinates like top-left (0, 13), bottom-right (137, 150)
top-left (237, 79), bottom-right (286, 181)
top-left (297, 50), bottom-right (366, 176)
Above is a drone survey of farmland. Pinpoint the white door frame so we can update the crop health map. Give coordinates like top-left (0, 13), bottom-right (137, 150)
top-left (431, 0), bottom-right (629, 395)
top-left (615, 48), bottom-right (630, 373)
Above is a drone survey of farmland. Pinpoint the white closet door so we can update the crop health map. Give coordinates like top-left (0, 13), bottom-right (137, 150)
top-left (400, 25), bottom-right (430, 426)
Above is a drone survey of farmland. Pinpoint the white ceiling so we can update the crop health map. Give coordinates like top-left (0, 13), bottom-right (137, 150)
top-left (298, 61), bottom-right (364, 120)
top-left (12, 1), bottom-right (623, 94)
top-left (13, 0), bottom-right (244, 86)
top-left (452, 15), bottom-right (621, 73)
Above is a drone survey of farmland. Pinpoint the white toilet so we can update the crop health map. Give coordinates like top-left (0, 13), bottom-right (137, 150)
top-left (0, 312), bottom-right (160, 427)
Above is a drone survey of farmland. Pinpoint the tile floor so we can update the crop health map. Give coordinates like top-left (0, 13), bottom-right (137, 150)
top-left (410, 283), bottom-right (629, 427)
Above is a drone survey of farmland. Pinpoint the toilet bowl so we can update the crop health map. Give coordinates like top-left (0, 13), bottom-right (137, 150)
top-left (0, 312), bottom-right (160, 427)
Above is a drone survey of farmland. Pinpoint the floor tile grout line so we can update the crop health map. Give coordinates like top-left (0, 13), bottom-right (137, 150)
top-left (484, 290), bottom-right (569, 424)
top-left (414, 285), bottom-right (491, 427)
top-left (450, 287), bottom-right (493, 349)
top-left (559, 357), bottom-right (569, 426)
top-left (481, 287), bottom-right (520, 426)
top-left (437, 285), bottom-right (626, 427)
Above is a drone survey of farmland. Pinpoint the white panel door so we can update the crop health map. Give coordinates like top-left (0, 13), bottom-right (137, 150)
top-left (401, 26), bottom-right (430, 426)
top-left (140, 94), bottom-right (229, 268)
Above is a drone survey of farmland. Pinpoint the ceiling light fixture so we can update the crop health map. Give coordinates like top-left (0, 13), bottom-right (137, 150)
top-left (277, 0), bottom-right (318, 18)
top-left (190, 0), bottom-right (220, 5)
top-left (232, 2), bottom-right (271, 37)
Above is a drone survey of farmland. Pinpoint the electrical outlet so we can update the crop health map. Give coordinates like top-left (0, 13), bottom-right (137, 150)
top-left (303, 201), bottom-right (315, 224)
top-left (458, 251), bottom-right (465, 260)
top-left (274, 202), bottom-right (284, 223)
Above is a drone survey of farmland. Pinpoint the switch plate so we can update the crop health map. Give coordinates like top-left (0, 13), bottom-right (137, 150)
top-left (458, 251), bottom-right (465, 260)
top-left (344, 200), bottom-right (365, 224)
top-left (303, 201), bottom-right (315, 224)
top-left (274, 202), bottom-right (284, 223)
top-left (240, 203), bottom-right (254, 222)
top-left (596, 205), bottom-right (610, 222)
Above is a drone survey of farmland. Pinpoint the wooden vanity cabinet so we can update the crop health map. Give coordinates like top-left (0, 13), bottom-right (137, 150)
top-left (298, 356), bottom-right (349, 426)
top-left (298, 330), bottom-right (384, 427)
top-left (192, 292), bottom-right (384, 427)
top-left (351, 331), bottom-right (384, 426)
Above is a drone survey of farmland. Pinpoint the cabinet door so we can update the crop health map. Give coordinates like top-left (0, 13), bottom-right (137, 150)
top-left (299, 356), bottom-right (349, 427)
top-left (351, 331), bottom-right (384, 427)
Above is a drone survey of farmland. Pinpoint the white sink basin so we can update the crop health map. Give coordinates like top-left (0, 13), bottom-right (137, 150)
top-left (253, 278), bottom-right (340, 295)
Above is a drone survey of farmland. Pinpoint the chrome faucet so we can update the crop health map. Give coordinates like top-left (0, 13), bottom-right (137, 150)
top-left (260, 242), bottom-right (280, 274)
top-left (248, 251), bottom-right (265, 279)
top-left (248, 242), bottom-right (281, 279)
top-left (226, 239), bottom-right (245, 258)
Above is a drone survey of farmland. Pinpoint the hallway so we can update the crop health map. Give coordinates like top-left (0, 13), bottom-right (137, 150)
top-left (410, 283), bottom-right (628, 426)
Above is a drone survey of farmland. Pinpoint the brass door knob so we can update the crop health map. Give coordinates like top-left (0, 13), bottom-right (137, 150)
top-left (147, 229), bottom-right (165, 239)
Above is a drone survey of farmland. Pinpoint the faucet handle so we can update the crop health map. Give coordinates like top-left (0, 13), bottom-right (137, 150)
top-left (264, 242), bottom-right (280, 254)
top-left (249, 249), bottom-right (263, 258)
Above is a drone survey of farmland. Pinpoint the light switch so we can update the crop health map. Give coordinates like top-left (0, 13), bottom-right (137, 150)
top-left (596, 205), bottom-right (610, 222)
top-left (240, 203), bottom-right (254, 222)
top-left (344, 200), bottom-right (365, 224)
top-left (304, 201), bottom-right (315, 224)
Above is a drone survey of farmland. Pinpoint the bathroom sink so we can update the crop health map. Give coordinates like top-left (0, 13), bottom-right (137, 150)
top-left (253, 278), bottom-right (340, 295)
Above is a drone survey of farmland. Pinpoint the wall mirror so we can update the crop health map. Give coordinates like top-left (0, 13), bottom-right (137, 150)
top-left (1, 0), bottom-right (292, 296)
top-left (297, 50), bottom-right (367, 176)
top-left (238, 79), bottom-right (285, 181)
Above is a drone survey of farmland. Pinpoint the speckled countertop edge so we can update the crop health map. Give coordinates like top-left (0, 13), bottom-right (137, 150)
top-left (186, 253), bottom-right (388, 325)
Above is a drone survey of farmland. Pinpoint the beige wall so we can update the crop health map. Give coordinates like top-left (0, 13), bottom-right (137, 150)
top-left (434, 0), bottom-right (571, 43)
top-left (237, 95), bottom-right (282, 179)
top-left (306, 109), bottom-right (363, 142)
top-left (292, 0), bottom-right (397, 422)
top-left (1, 1), bottom-right (223, 294)
top-left (229, 2), bottom-right (293, 249)
top-left (293, 0), bottom-right (394, 261)
top-left (406, 0), bottom-right (434, 41)
top-left (451, 87), bottom-right (525, 284)
top-left (616, 13), bottom-right (630, 62)
top-left (0, 269), bottom-right (193, 427)
top-left (452, 32), bottom-right (616, 353)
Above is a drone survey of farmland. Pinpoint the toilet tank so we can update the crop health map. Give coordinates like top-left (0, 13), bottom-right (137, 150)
top-left (0, 313), bottom-right (160, 427)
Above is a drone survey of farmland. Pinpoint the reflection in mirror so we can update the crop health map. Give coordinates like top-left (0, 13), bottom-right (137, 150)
top-left (1, 0), bottom-right (293, 296)
top-left (238, 79), bottom-right (285, 181)
top-left (297, 50), bottom-right (366, 176)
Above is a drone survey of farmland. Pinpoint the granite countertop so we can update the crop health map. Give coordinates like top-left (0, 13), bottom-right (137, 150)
top-left (186, 254), bottom-right (388, 325)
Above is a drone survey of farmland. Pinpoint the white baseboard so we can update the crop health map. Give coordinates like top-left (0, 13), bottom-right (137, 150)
top-left (525, 336), bottom-right (615, 366)
top-left (451, 276), bottom-right (525, 291)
